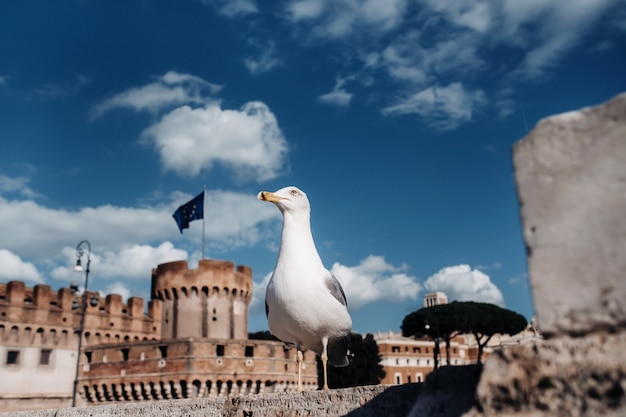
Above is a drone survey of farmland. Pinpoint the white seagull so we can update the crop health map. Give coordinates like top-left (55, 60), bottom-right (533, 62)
top-left (258, 186), bottom-right (352, 391)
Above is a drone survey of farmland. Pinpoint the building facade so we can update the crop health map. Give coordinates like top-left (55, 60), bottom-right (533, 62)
top-left (0, 259), bottom-right (317, 412)
top-left (423, 291), bottom-right (448, 307)
top-left (375, 332), bottom-right (472, 385)
top-left (375, 292), bottom-right (541, 386)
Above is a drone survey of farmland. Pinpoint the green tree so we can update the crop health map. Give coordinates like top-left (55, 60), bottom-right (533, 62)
top-left (248, 330), bottom-right (280, 341)
top-left (316, 333), bottom-right (385, 389)
top-left (401, 302), bottom-right (468, 368)
top-left (402, 301), bottom-right (528, 365)
top-left (463, 301), bottom-right (528, 363)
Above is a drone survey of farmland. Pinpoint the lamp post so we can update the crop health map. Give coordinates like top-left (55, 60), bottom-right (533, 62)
top-left (71, 240), bottom-right (91, 407)
top-left (425, 320), bottom-right (440, 370)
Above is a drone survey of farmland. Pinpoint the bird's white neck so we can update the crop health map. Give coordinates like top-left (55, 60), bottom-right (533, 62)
top-left (277, 210), bottom-right (324, 269)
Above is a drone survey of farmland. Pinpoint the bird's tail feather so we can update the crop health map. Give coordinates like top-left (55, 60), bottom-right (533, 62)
top-left (328, 334), bottom-right (351, 367)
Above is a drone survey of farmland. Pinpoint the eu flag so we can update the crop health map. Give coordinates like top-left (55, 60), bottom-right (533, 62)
top-left (172, 191), bottom-right (204, 234)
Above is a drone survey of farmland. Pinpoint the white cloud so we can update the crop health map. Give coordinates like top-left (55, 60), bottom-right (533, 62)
top-left (501, 0), bottom-right (619, 78)
top-left (508, 272), bottom-right (528, 287)
top-left (284, 0), bottom-right (407, 39)
top-left (91, 71), bottom-right (221, 118)
top-left (382, 83), bottom-right (485, 130)
top-left (0, 183), bottom-right (282, 297)
top-left (330, 255), bottom-right (422, 309)
top-left (0, 175), bottom-right (40, 199)
top-left (141, 101), bottom-right (289, 181)
top-left (380, 39), bottom-right (429, 85)
top-left (286, 0), bottom-right (325, 20)
top-left (422, 0), bottom-right (493, 33)
top-left (303, 0), bottom-right (619, 128)
top-left (32, 83), bottom-right (68, 101)
top-left (0, 249), bottom-right (43, 284)
top-left (207, 0), bottom-right (620, 130)
top-left (104, 281), bottom-right (132, 301)
top-left (92, 71), bottom-right (288, 182)
top-left (244, 42), bottom-right (283, 75)
top-left (423, 264), bottom-right (504, 306)
top-left (475, 262), bottom-right (502, 271)
top-left (319, 90), bottom-right (352, 107)
top-left (381, 30), bottom-right (484, 85)
top-left (0, 186), bottom-right (279, 260)
top-left (50, 242), bottom-right (188, 282)
top-left (203, 0), bottom-right (258, 17)
top-left (318, 77), bottom-right (353, 107)
top-left (249, 271), bottom-right (272, 315)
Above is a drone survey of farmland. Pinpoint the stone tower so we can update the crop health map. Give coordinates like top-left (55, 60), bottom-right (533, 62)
top-left (423, 291), bottom-right (448, 308)
top-left (151, 259), bottom-right (252, 340)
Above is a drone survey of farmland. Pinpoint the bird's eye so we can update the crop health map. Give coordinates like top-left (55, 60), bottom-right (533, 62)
top-left (290, 189), bottom-right (298, 196)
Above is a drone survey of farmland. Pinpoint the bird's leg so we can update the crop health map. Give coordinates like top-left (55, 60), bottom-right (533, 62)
top-left (296, 349), bottom-right (303, 392)
top-left (322, 337), bottom-right (329, 390)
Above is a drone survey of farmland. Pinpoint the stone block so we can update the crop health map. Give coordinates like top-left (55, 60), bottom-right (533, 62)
top-left (463, 332), bottom-right (626, 416)
top-left (513, 92), bottom-right (626, 337)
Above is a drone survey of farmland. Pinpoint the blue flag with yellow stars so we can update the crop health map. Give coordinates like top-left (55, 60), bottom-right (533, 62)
top-left (172, 191), bottom-right (204, 234)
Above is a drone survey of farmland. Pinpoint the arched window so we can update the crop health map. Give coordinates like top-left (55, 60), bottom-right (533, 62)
top-left (394, 372), bottom-right (402, 385)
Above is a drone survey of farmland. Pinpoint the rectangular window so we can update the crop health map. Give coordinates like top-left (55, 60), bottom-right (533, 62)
top-left (85, 351), bottom-right (92, 363)
top-left (245, 346), bottom-right (254, 357)
top-left (413, 347), bottom-right (421, 353)
top-left (159, 346), bottom-right (168, 359)
top-left (122, 348), bottom-right (129, 361)
top-left (6, 350), bottom-right (19, 365)
top-left (40, 349), bottom-right (52, 366)
top-left (216, 345), bottom-right (225, 357)
top-left (391, 346), bottom-right (400, 353)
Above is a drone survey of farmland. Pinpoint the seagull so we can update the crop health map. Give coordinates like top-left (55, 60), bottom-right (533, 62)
top-left (258, 186), bottom-right (352, 391)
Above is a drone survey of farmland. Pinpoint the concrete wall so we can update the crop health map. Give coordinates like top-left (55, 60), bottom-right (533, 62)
top-left (0, 345), bottom-right (75, 410)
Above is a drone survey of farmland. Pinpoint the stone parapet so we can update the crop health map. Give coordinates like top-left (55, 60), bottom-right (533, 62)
top-left (0, 282), bottom-right (161, 349)
top-left (0, 384), bottom-right (421, 417)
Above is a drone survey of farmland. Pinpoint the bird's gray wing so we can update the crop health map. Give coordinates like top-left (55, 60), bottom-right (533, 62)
top-left (325, 272), bottom-right (348, 307)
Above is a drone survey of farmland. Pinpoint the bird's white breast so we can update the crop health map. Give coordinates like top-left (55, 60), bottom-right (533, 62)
top-left (266, 264), bottom-right (351, 353)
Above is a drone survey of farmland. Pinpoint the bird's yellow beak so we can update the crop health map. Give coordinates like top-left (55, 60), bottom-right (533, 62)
top-left (258, 191), bottom-right (283, 203)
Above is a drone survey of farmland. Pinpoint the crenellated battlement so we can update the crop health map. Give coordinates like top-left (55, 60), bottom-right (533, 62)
top-left (150, 259), bottom-right (252, 341)
top-left (151, 259), bottom-right (252, 303)
top-left (0, 281), bottom-right (162, 348)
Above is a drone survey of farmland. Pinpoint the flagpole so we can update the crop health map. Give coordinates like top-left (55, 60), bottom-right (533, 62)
top-left (202, 185), bottom-right (206, 260)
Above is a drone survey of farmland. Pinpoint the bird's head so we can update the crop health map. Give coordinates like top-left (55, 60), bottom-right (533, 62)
top-left (257, 186), bottom-right (310, 214)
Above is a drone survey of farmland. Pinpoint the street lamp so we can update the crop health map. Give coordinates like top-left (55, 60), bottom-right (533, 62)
top-left (71, 240), bottom-right (91, 408)
top-left (424, 320), bottom-right (440, 370)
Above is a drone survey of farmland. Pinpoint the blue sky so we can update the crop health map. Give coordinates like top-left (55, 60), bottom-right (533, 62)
top-left (1, 0), bottom-right (625, 335)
